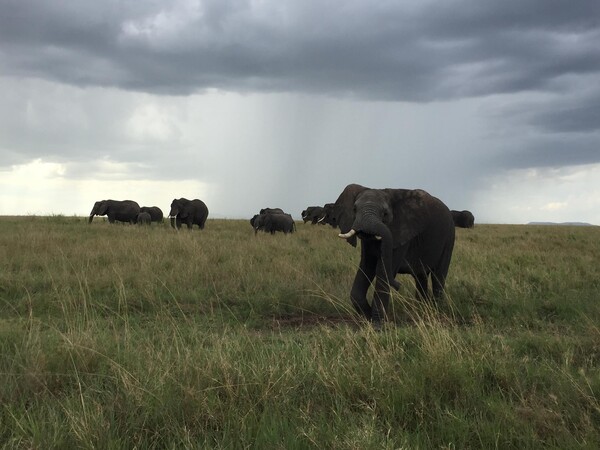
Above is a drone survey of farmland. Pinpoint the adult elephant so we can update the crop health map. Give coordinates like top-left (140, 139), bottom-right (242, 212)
top-left (140, 206), bottom-right (164, 223)
top-left (334, 184), bottom-right (455, 328)
top-left (301, 206), bottom-right (325, 224)
top-left (451, 210), bottom-right (475, 228)
top-left (89, 200), bottom-right (140, 224)
top-left (169, 198), bottom-right (209, 230)
top-left (251, 213), bottom-right (295, 235)
top-left (136, 212), bottom-right (152, 225)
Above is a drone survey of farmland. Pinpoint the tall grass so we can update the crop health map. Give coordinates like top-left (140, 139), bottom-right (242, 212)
top-left (1, 217), bottom-right (599, 448)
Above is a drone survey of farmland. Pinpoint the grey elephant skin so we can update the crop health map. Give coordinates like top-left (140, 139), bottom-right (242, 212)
top-left (451, 210), bottom-right (475, 228)
top-left (301, 206), bottom-right (325, 224)
top-left (251, 213), bottom-right (295, 235)
top-left (169, 198), bottom-right (209, 230)
top-left (334, 184), bottom-right (455, 327)
top-left (136, 212), bottom-right (152, 225)
top-left (259, 207), bottom-right (285, 215)
top-left (140, 206), bottom-right (164, 223)
top-left (89, 200), bottom-right (140, 224)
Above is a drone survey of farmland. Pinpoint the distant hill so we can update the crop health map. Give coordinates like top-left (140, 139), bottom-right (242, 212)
top-left (527, 222), bottom-right (597, 226)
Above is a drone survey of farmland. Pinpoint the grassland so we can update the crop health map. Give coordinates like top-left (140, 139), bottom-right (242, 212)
top-left (1, 216), bottom-right (599, 448)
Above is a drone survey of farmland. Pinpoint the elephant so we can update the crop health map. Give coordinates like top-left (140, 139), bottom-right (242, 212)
top-left (451, 210), bottom-right (475, 228)
top-left (169, 198), bottom-right (209, 230)
top-left (251, 213), bottom-right (295, 235)
top-left (140, 206), bottom-right (164, 223)
top-left (259, 207), bottom-right (285, 215)
top-left (317, 203), bottom-right (337, 227)
top-left (89, 200), bottom-right (140, 224)
top-left (301, 206), bottom-right (325, 224)
top-left (333, 184), bottom-right (455, 328)
top-left (136, 212), bottom-right (152, 225)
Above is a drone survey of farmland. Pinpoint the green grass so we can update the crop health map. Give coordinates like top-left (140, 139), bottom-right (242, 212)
top-left (1, 217), bottom-right (599, 448)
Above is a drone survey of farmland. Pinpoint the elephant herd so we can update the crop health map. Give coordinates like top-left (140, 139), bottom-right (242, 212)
top-left (89, 186), bottom-right (475, 330)
top-left (88, 198), bottom-right (208, 230)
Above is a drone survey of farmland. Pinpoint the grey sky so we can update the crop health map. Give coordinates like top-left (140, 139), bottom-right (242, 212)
top-left (1, 0), bottom-right (599, 223)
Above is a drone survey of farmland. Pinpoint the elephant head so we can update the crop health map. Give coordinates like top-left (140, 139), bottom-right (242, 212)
top-left (250, 214), bottom-right (261, 234)
top-left (302, 206), bottom-right (325, 224)
top-left (335, 185), bottom-right (397, 287)
top-left (169, 198), bottom-right (189, 228)
top-left (335, 185), bottom-right (430, 245)
top-left (318, 203), bottom-right (337, 227)
top-left (89, 200), bottom-right (108, 223)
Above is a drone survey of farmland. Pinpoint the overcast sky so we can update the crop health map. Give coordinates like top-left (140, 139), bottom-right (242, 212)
top-left (1, 0), bottom-right (599, 223)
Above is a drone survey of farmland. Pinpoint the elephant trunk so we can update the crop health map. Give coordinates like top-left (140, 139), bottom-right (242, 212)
top-left (341, 213), bottom-right (394, 287)
top-left (88, 206), bottom-right (97, 224)
top-left (367, 219), bottom-right (394, 325)
top-left (345, 213), bottom-right (394, 324)
top-left (170, 217), bottom-right (176, 229)
top-left (358, 216), bottom-right (393, 270)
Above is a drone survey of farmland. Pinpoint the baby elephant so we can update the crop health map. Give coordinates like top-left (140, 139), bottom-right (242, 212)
top-left (136, 211), bottom-right (152, 225)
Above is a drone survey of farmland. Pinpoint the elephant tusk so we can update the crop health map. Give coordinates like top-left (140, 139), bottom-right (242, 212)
top-left (317, 216), bottom-right (326, 223)
top-left (375, 235), bottom-right (382, 240)
top-left (338, 229), bottom-right (356, 239)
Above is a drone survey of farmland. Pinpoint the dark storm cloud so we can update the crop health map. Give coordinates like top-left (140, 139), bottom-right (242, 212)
top-left (530, 99), bottom-right (600, 134)
top-left (484, 82), bottom-right (600, 168)
top-left (1, 0), bottom-right (599, 100)
top-left (494, 134), bottom-right (600, 169)
top-left (1, 0), bottom-right (600, 172)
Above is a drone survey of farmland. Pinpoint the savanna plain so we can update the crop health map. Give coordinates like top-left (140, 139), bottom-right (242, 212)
top-left (1, 216), bottom-right (599, 449)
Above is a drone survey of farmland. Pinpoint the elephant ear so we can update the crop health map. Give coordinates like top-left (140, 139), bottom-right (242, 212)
top-left (334, 184), bottom-right (367, 247)
top-left (97, 202), bottom-right (109, 215)
top-left (179, 205), bottom-right (191, 218)
top-left (384, 189), bottom-right (432, 247)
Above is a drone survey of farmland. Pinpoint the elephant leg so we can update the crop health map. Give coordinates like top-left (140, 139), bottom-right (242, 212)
top-left (372, 267), bottom-right (392, 327)
top-left (413, 273), bottom-right (429, 300)
top-left (350, 244), bottom-right (378, 320)
top-left (350, 266), bottom-right (375, 319)
top-left (433, 240), bottom-right (454, 302)
top-left (431, 272), bottom-right (447, 302)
